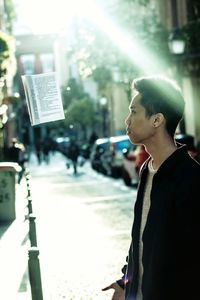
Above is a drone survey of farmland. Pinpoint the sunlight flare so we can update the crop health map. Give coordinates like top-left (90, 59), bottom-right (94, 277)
top-left (85, 7), bottom-right (168, 75)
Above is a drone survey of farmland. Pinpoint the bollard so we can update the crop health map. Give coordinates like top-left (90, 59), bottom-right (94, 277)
top-left (25, 168), bottom-right (31, 198)
top-left (27, 196), bottom-right (33, 214)
top-left (27, 186), bottom-right (31, 198)
top-left (28, 247), bottom-right (43, 300)
top-left (26, 176), bottom-right (31, 198)
top-left (29, 214), bottom-right (37, 247)
top-left (25, 167), bottom-right (31, 180)
top-left (24, 197), bottom-right (33, 221)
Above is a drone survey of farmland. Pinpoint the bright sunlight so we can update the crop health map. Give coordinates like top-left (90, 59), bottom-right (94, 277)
top-left (14, 0), bottom-right (167, 75)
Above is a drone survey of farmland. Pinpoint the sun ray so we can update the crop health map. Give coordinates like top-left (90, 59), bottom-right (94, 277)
top-left (82, 6), bottom-right (168, 76)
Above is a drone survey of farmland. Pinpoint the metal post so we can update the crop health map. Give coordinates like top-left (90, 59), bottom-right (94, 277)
top-left (27, 186), bottom-right (31, 198)
top-left (28, 247), bottom-right (43, 300)
top-left (29, 214), bottom-right (37, 247)
top-left (27, 196), bottom-right (33, 214)
top-left (26, 177), bottom-right (31, 198)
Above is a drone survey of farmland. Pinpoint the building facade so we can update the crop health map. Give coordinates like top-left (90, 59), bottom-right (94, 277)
top-left (157, 0), bottom-right (200, 155)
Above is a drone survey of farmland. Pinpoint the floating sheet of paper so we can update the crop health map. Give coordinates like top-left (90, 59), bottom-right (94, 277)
top-left (21, 72), bottom-right (65, 126)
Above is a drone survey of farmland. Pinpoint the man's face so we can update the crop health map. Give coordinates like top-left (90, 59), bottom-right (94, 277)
top-left (125, 93), bottom-right (155, 145)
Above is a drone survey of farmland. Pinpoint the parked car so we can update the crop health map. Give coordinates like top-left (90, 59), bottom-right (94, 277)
top-left (92, 135), bottom-right (134, 178)
top-left (90, 135), bottom-right (133, 177)
top-left (175, 133), bottom-right (198, 160)
top-left (122, 145), bottom-right (149, 187)
top-left (100, 135), bottom-right (134, 177)
top-left (122, 133), bottom-right (198, 187)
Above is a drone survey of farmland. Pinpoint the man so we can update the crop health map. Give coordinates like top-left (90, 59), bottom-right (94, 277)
top-left (102, 75), bottom-right (200, 300)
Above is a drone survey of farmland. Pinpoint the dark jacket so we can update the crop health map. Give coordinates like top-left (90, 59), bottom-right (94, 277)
top-left (67, 141), bottom-right (79, 161)
top-left (121, 145), bottom-right (200, 300)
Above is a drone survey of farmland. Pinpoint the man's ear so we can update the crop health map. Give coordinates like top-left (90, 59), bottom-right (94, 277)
top-left (153, 113), bottom-right (165, 127)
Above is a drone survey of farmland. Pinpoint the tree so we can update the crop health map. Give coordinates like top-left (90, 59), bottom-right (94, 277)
top-left (67, 0), bottom-right (170, 89)
top-left (4, 0), bottom-right (16, 34)
top-left (183, 0), bottom-right (200, 55)
top-left (61, 78), bottom-right (85, 109)
top-left (54, 78), bottom-right (100, 140)
top-left (65, 97), bottom-right (97, 139)
top-left (0, 31), bottom-right (17, 105)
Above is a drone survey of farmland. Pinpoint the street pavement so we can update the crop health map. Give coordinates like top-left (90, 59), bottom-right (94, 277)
top-left (0, 151), bottom-right (137, 300)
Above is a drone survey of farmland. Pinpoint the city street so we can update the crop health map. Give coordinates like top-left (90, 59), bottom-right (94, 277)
top-left (26, 151), bottom-right (137, 299)
top-left (1, 1), bottom-right (200, 299)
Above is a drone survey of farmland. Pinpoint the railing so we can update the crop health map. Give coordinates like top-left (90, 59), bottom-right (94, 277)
top-left (24, 167), bottom-right (43, 300)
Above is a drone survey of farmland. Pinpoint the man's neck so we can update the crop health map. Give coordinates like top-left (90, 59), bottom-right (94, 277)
top-left (145, 139), bottom-right (177, 170)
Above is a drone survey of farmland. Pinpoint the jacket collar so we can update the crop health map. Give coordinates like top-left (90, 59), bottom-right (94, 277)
top-left (141, 144), bottom-right (188, 178)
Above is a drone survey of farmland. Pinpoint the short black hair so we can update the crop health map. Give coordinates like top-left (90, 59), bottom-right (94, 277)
top-left (132, 75), bottom-right (185, 137)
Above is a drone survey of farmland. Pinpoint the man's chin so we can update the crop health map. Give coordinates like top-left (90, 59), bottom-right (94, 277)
top-left (128, 135), bottom-right (140, 145)
top-left (127, 135), bottom-right (135, 144)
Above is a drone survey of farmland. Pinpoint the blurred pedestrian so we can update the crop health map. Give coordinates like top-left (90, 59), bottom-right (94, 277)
top-left (67, 138), bottom-right (80, 174)
top-left (102, 75), bottom-right (200, 300)
top-left (89, 131), bottom-right (98, 145)
top-left (8, 138), bottom-right (27, 183)
top-left (42, 135), bottom-right (52, 164)
top-left (35, 139), bottom-right (42, 165)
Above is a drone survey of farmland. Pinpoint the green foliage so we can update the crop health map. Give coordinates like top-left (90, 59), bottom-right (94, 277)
top-left (183, 1), bottom-right (200, 54)
top-left (92, 67), bottom-right (112, 90)
top-left (61, 78), bottom-right (85, 108)
top-left (68, 0), bottom-right (170, 87)
top-left (112, 1), bottom-right (170, 63)
top-left (0, 35), bottom-right (9, 53)
top-left (65, 97), bottom-right (96, 128)
top-left (0, 31), bottom-right (16, 84)
top-left (186, 0), bottom-right (200, 21)
top-left (4, 0), bottom-right (16, 33)
top-left (124, 0), bottom-right (150, 5)
top-left (0, 32), bottom-right (10, 78)
top-left (183, 20), bottom-right (200, 54)
top-left (61, 78), bottom-right (99, 133)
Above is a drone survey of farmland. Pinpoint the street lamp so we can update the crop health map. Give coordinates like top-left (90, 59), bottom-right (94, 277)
top-left (168, 28), bottom-right (186, 134)
top-left (168, 28), bottom-right (186, 55)
top-left (168, 28), bottom-right (186, 81)
top-left (99, 96), bottom-right (108, 137)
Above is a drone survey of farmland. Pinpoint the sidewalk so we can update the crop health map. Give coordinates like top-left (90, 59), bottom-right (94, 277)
top-left (0, 170), bottom-right (31, 299)
top-left (0, 151), bottom-right (82, 300)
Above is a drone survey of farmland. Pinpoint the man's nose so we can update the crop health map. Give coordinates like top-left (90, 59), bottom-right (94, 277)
top-left (125, 116), bottom-right (129, 126)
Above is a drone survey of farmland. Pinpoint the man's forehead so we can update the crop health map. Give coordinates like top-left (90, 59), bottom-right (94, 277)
top-left (131, 88), bottom-right (138, 97)
top-left (130, 92), bottom-right (141, 106)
